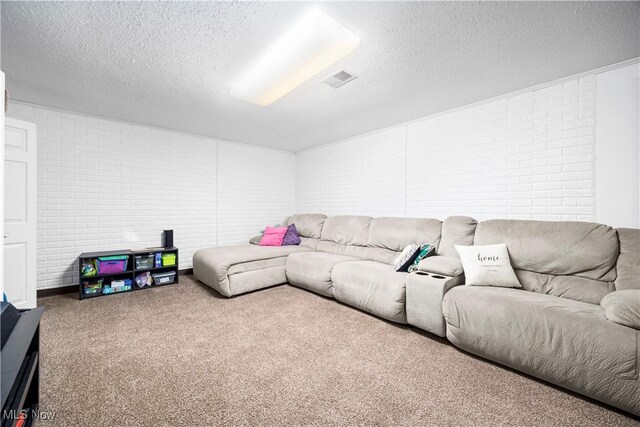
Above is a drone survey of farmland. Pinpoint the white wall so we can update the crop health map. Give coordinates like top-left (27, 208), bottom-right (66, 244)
top-left (5, 62), bottom-right (638, 289)
top-left (296, 62), bottom-right (639, 226)
top-left (296, 125), bottom-right (407, 217)
top-left (6, 102), bottom-right (295, 289)
top-left (217, 142), bottom-right (295, 245)
top-left (595, 63), bottom-right (640, 228)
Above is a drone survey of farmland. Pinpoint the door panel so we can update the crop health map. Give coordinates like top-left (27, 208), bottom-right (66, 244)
top-left (4, 243), bottom-right (27, 306)
top-left (4, 118), bottom-right (37, 309)
top-left (5, 126), bottom-right (28, 150)
top-left (4, 160), bottom-right (27, 221)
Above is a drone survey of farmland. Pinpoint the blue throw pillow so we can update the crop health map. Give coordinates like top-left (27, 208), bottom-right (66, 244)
top-left (407, 244), bottom-right (435, 273)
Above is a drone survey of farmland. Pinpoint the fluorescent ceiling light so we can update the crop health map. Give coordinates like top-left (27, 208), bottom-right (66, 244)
top-left (231, 9), bottom-right (360, 106)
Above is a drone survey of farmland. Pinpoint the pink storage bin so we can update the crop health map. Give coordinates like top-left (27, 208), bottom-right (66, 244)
top-left (97, 257), bottom-right (129, 274)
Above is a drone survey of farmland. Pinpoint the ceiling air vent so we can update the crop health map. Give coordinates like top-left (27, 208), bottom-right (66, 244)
top-left (321, 70), bottom-right (357, 88)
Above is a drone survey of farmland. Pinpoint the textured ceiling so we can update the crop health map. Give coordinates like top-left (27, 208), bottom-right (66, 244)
top-left (2, 1), bottom-right (639, 151)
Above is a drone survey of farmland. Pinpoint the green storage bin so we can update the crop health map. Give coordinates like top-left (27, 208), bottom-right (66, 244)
top-left (161, 253), bottom-right (176, 267)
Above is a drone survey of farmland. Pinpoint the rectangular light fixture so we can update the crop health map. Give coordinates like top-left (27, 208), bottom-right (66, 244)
top-left (230, 9), bottom-right (360, 106)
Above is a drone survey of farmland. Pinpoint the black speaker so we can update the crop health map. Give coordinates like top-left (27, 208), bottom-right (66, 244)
top-left (163, 230), bottom-right (174, 248)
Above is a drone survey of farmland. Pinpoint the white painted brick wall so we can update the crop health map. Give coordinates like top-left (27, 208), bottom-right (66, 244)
top-left (406, 76), bottom-right (596, 221)
top-left (6, 102), bottom-right (294, 289)
top-left (217, 142), bottom-right (295, 246)
top-left (5, 66), bottom-right (629, 289)
top-left (296, 125), bottom-right (407, 217)
top-left (296, 75), bottom-right (597, 222)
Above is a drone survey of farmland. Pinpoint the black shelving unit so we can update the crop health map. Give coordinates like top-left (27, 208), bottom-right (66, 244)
top-left (78, 247), bottom-right (179, 300)
top-left (1, 306), bottom-right (43, 427)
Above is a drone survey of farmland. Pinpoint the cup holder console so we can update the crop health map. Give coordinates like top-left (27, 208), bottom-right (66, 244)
top-left (413, 271), bottom-right (446, 279)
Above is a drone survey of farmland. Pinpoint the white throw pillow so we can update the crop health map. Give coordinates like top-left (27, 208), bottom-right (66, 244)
top-left (455, 243), bottom-right (521, 288)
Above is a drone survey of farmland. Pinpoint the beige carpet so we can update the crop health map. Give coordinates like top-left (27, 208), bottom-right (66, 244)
top-left (36, 275), bottom-right (636, 426)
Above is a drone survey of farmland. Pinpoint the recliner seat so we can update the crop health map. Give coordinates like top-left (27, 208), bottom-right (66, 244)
top-left (285, 252), bottom-right (359, 297)
top-left (332, 260), bottom-right (408, 323)
top-left (287, 215), bottom-right (445, 323)
top-left (192, 244), bottom-right (313, 297)
top-left (443, 220), bottom-right (640, 415)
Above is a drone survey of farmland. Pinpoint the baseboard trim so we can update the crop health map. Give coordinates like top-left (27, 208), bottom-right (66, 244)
top-left (37, 268), bottom-right (194, 298)
top-left (38, 285), bottom-right (77, 298)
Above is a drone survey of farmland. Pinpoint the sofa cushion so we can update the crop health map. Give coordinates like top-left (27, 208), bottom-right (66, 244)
top-left (299, 237), bottom-right (320, 251)
top-left (332, 260), bottom-right (408, 323)
top-left (443, 286), bottom-right (638, 380)
top-left (285, 252), bottom-right (359, 297)
top-left (316, 240), bottom-right (368, 259)
top-left (367, 217), bottom-right (442, 252)
top-left (601, 290), bottom-right (640, 330)
top-left (615, 228), bottom-right (640, 291)
top-left (475, 219), bottom-right (618, 280)
top-left (416, 256), bottom-right (463, 277)
top-left (363, 247), bottom-right (398, 265)
top-left (284, 214), bottom-right (327, 238)
top-left (513, 270), bottom-right (614, 304)
top-left (320, 215), bottom-right (372, 246)
top-left (443, 285), bottom-right (640, 414)
top-left (438, 216), bottom-right (477, 258)
top-left (227, 266), bottom-right (288, 296)
top-left (228, 257), bottom-right (286, 275)
top-left (193, 244), bottom-right (312, 297)
top-left (475, 219), bottom-right (619, 302)
top-left (316, 215), bottom-right (371, 259)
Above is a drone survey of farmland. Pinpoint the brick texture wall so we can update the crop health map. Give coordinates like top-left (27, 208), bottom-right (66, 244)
top-left (296, 75), bottom-right (597, 222)
top-left (6, 102), bottom-right (294, 289)
top-left (6, 65), bottom-right (631, 289)
top-left (217, 142), bottom-right (295, 246)
top-left (296, 125), bottom-right (407, 217)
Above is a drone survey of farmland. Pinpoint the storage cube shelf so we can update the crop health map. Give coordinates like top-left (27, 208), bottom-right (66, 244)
top-left (78, 247), bottom-right (179, 300)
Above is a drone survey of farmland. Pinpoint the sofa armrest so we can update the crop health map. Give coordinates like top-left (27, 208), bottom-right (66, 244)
top-left (416, 256), bottom-right (463, 277)
top-left (601, 290), bottom-right (640, 330)
top-left (406, 271), bottom-right (464, 337)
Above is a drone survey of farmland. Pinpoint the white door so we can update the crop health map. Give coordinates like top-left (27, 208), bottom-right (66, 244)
top-left (4, 117), bottom-right (37, 309)
top-left (0, 71), bottom-right (4, 301)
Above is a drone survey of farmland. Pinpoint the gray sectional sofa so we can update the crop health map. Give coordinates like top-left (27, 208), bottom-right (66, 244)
top-left (193, 213), bottom-right (640, 416)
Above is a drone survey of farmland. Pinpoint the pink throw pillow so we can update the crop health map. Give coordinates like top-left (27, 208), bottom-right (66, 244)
top-left (259, 226), bottom-right (288, 246)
